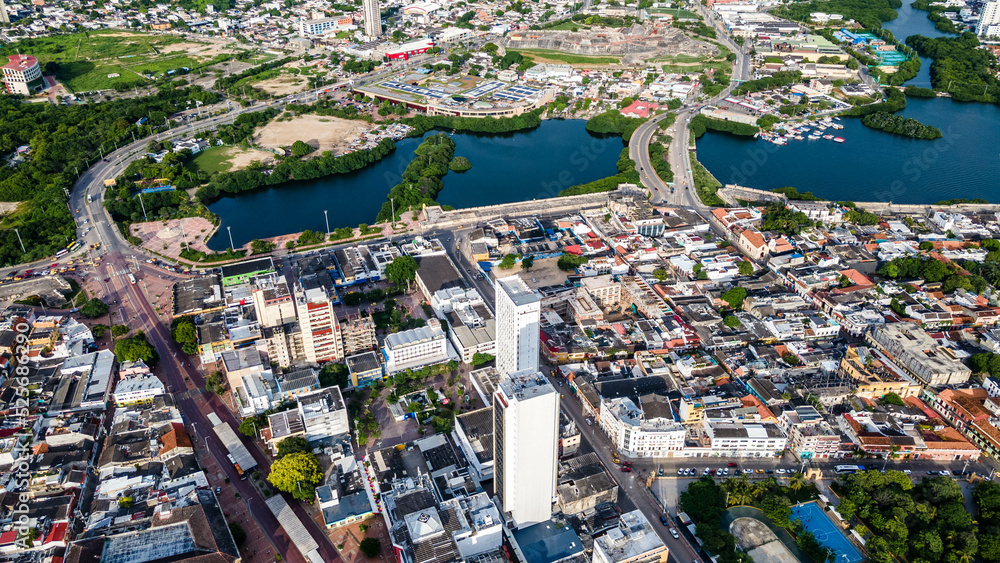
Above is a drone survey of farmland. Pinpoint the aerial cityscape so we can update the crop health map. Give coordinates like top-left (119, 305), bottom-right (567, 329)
top-left (0, 0), bottom-right (999, 562)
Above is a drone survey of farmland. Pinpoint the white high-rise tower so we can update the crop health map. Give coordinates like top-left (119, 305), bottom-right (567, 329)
top-left (495, 275), bottom-right (540, 376)
top-left (0, 0), bottom-right (9, 24)
top-left (493, 369), bottom-right (559, 528)
top-left (362, 0), bottom-right (382, 37)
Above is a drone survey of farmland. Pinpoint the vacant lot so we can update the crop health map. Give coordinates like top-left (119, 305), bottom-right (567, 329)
top-left (0, 31), bottom-right (229, 92)
top-left (253, 75), bottom-right (308, 96)
top-left (189, 146), bottom-right (275, 175)
top-left (254, 115), bottom-right (370, 155)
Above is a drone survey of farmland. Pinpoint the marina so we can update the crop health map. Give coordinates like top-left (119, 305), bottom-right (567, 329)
top-left (755, 117), bottom-right (846, 146)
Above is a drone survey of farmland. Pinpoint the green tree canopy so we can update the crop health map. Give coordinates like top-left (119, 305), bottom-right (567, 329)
top-left (721, 287), bottom-right (747, 310)
top-left (277, 436), bottom-right (312, 458)
top-left (291, 140), bottom-right (314, 158)
top-left (267, 452), bottom-right (322, 501)
top-left (79, 298), bottom-right (109, 319)
top-left (387, 255), bottom-right (419, 288)
top-left (113, 331), bottom-right (158, 365)
top-left (319, 362), bottom-right (350, 388)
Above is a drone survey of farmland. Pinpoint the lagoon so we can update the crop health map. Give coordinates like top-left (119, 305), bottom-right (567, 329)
top-left (206, 119), bottom-right (622, 250)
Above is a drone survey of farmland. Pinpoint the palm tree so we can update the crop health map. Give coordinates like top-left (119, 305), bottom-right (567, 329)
top-left (789, 472), bottom-right (807, 492)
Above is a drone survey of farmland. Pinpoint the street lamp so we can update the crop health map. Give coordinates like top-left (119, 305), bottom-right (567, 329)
top-left (227, 226), bottom-right (235, 251)
top-left (324, 210), bottom-right (330, 235)
top-left (13, 229), bottom-right (25, 254)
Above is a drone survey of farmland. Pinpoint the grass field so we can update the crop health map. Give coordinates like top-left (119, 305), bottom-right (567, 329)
top-left (188, 147), bottom-right (234, 175)
top-left (514, 49), bottom-right (620, 65)
top-left (546, 20), bottom-right (586, 30)
top-left (0, 31), bottom-right (216, 92)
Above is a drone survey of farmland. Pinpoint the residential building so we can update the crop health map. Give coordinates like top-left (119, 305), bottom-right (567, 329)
top-left (383, 319), bottom-right (453, 375)
top-left (297, 386), bottom-right (349, 446)
top-left (346, 351), bottom-right (384, 387)
top-left (838, 346), bottom-right (922, 399)
top-left (557, 453), bottom-right (618, 516)
top-left (296, 282), bottom-right (344, 365)
top-left (702, 419), bottom-right (787, 458)
top-left (866, 324), bottom-right (971, 386)
top-left (251, 276), bottom-right (296, 327)
top-left (112, 374), bottom-right (165, 407)
top-left (978, 0), bottom-right (1000, 37)
top-left (494, 369), bottom-right (559, 528)
top-left (599, 395), bottom-right (686, 458)
top-left (363, 0), bottom-right (381, 36)
top-left (592, 511), bottom-right (669, 563)
top-left (453, 406), bottom-right (495, 481)
top-left (495, 275), bottom-right (541, 376)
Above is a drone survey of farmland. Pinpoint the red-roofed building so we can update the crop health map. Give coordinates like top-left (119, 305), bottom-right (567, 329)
top-left (619, 101), bottom-right (660, 118)
top-left (2, 55), bottom-right (44, 95)
top-left (42, 522), bottom-right (69, 549)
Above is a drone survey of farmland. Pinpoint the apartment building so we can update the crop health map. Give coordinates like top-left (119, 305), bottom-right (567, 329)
top-left (296, 283), bottom-right (344, 365)
top-left (495, 275), bottom-right (541, 376)
top-left (599, 395), bottom-right (686, 459)
top-left (297, 386), bottom-right (349, 446)
top-left (838, 346), bottom-right (922, 399)
top-left (383, 319), bottom-right (452, 375)
top-left (592, 511), bottom-right (669, 563)
top-left (702, 419), bottom-right (787, 458)
top-left (866, 324), bottom-right (971, 386)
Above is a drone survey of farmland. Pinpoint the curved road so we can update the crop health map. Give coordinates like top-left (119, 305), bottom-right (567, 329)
top-left (631, 4), bottom-right (752, 211)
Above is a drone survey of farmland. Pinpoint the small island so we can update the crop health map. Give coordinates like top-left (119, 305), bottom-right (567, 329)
top-left (449, 156), bottom-right (472, 172)
top-left (860, 112), bottom-right (943, 139)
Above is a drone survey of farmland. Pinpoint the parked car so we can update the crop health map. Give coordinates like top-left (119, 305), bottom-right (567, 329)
top-left (940, 470), bottom-right (951, 476)
top-left (214, 487), bottom-right (222, 494)
top-left (621, 466), bottom-right (632, 473)
top-left (670, 528), bottom-right (680, 538)
top-left (903, 469), bottom-right (912, 475)
top-left (677, 469), bottom-right (684, 476)
top-left (728, 462), bottom-right (738, 467)
top-left (660, 515), bottom-right (670, 527)
top-left (775, 469), bottom-right (786, 474)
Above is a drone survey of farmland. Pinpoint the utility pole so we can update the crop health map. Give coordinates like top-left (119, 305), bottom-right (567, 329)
top-left (138, 192), bottom-right (148, 221)
top-left (390, 197), bottom-right (395, 228)
top-left (13, 229), bottom-right (25, 253)
top-left (227, 226), bottom-right (235, 250)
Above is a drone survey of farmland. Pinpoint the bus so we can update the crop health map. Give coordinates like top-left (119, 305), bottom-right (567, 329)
top-left (56, 249), bottom-right (68, 258)
top-left (67, 241), bottom-right (81, 253)
top-left (835, 465), bottom-right (866, 474)
top-left (128, 273), bottom-right (136, 285)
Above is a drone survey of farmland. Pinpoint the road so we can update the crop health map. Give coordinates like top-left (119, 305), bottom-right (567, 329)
top-left (630, 4), bottom-right (751, 210)
top-left (544, 367), bottom-right (703, 563)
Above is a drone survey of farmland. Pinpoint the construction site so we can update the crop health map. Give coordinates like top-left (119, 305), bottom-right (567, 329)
top-left (501, 23), bottom-right (719, 65)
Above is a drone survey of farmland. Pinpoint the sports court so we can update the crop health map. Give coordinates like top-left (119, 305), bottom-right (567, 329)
top-left (790, 502), bottom-right (864, 563)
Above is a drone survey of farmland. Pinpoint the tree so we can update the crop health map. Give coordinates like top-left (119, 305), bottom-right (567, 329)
top-left (723, 315), bottom-right (741, 328)
top-left (521, 256), bottom-right (534, 271)
top-left (229, 523), bottom-right (247, 547)
top-left (267, 452), bottom-right (322, 501)
top-left (250, 239), bottom-right (276, 254)
top-left (387, 255), bottom-right (419, 290)
top-left (319, 363), bottom-right (350, 388)
top-left (788, 472), bottom-right (807, 491)
top-left (449, 156), bottom-right (472, 172)
top-left (238, 417), bottom-right (260, 437)
top-left (738, 261), bottom-right (754, 276)
top-left (114, 331), bottom-right (158, 364)
top-left (111, 325), bottom-right (130, 337)
top-left (291, 140), bottom-right (314, 158)
top-left (721, 287), bottom-right (747, 310)
top-left (557, 253), bottom-right (589, 271)
top-left (92, 324), bottom-right (109, 338)
top-left (359, 538), bottom-right (382, 558)
top-left (277, 436), bottom-right (312, 458)
top-left (471, 353), bottom-right (494, 366)
top-left (498, 254), bottom-right (517, 269)
top-left (881, 392), bottom-right (905, 406)
top-left (171, 317), bottom-right (197, 345)
top-left (653, 268), bottom-right (668, 281)
top-left (79, 298), bottom-right (109, 318)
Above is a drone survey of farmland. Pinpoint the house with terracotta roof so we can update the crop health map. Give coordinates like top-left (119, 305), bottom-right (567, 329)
top-left (737, 229), bottom-right (769, 262)
top-left (922, 387), bottom-right (1000, 458)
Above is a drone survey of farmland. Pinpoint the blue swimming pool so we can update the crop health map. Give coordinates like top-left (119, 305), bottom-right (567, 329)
top-left (790, 502), bottom-right (864, 563)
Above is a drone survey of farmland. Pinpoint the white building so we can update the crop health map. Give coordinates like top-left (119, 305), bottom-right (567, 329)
top-left (1, 55), bottom-right (43, 96)
top-left (237, 371), bottom-right (274, 417)
top-left (112, 374), bottom-right (165, 407)
top-left (299, 16), bottom-right (354, 35)
top-left (978, 0), bottom-right (1000, 36)
top-left (592, 511), bottom-right (669, 563)
top-left (362, 0), bottom-right (381, 36)
top-left (494, 369), bottom-right (559, 528)
top-left (495, 275), bottom-right (540, 376)
top-left (442, 492), bottom-right (503, 559)
top-left (295, 283), bottom-right (344, 364)
top-left (383, 319), bottom-right (454, 374)
top-left (297, 386), bottom-right (349, 445)
top-left (598, 396), bottom-right (686, 459)
top-left (702, 419), bottom-right (788, 458)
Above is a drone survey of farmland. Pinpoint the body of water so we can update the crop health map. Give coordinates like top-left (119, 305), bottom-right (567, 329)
top-left (207, 119), bottom-right (622, 249)
top-left (882, 0), bottom-right (953, 87)
top-left (696, 2), bottom-right (1000, 205)
top-left (697, 98), bottom-right (1000, 204)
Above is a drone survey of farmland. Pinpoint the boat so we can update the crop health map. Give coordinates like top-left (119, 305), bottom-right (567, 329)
top-left (823, 134), bottom-right (834, 140)
top-left (834, 137), bottom-right (845, 143)
top-left (794, 135), bottom-right (804, 140)
top-left (831, 123), bottom-right (844, 130)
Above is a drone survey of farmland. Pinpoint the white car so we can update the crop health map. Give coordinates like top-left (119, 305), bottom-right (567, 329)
top-left (903, 469), bottom-right (912, 475)
top-left (775, 469), bottom-right (787, 474)
top-left (670, 528), bottom-right (680, 539)
top-left (678, 469), bottom-right (684, 476)
top-left (940, 470), bottom-right (951, 476)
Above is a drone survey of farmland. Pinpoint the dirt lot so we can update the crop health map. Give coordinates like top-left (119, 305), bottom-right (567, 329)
top-left (254, 115), bottom-right (370, 155)
top-left (224, 147), bottom-right (276, 170)
top-left (254, 76), bottom-right (309, 96)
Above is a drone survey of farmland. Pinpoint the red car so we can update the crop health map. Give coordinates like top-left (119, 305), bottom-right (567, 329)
top-left (621, 466), bottom-right (632, 473)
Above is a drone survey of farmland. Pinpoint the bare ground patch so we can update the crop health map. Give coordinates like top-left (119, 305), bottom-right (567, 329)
top-left (225, 147), bottom-right (276, 169)
top-left (254, 115), bottom-right (370, 155)
top-left (254, 76), bottom-right (308, 96)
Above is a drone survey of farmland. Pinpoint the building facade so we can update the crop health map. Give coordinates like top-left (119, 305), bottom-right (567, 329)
top-left (2, 55), bottom-right (43, 96)
top-left (362, 0), bottom-right (381, 36)
top-left (495, 275), bottom-right (540, 376)
top-left (296, 284), bottom-right (344, 365)
top-left (494, 369), bottom-right (559, 528)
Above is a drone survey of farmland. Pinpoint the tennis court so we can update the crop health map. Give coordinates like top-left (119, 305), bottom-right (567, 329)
top-left (790, 502), bottom-right (864, 563)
